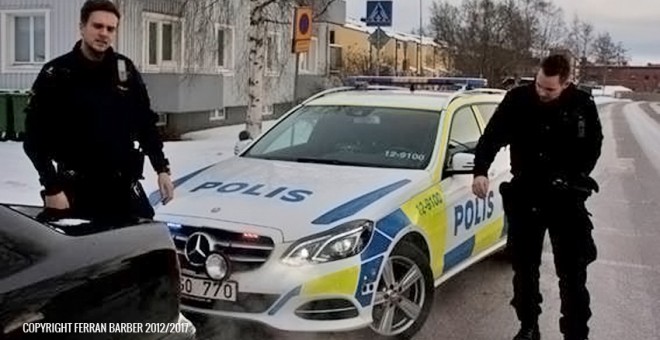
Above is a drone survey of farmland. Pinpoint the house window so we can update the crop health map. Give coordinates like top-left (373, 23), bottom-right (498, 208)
top-left (143, 13), bottom-right (182, 70)
top-left (329, 45), bottom-right (343, 73)
top-left (156, 112), bottom-right (168, 126)
top-left (263, 105), bottom-right (273, 116)
top-left (216, 24), bottom-right (234, 70)
top-left (299, 37), bottom-right (318, 74)
top-left (1, 10), bottom-right (50, 72)
top-left (266, 32), bottom-right (281, 74)
top-left (161, 23), bottom-right (173, 61)
top-left (210, 108), bottom-right (226, 121)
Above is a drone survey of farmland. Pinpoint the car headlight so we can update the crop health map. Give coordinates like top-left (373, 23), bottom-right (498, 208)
top-left (282, 220), bottom-right (374, 266)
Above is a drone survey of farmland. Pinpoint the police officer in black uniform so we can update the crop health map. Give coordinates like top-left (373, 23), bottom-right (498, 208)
top-left (472, 54), bottom-right (603, 340)
top-left (23, 0), bottom-right (174, 225)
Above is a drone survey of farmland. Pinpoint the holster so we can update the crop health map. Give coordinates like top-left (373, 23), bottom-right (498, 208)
top-left (127, 147), bottom-right (146, 181)
top-left (551, 174), bottom-right (599, 201)
top-left (499, 181), bottom-right (519, 216)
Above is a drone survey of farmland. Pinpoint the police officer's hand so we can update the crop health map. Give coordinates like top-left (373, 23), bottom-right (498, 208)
top-left (45, 192), bottom-right (70, 210)
top-left (472, 176), bottom-right (490, 199)
top-left (158, 172), bottom-right (174, 205)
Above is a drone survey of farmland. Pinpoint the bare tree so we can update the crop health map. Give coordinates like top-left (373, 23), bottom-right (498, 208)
top-left (592, 32), bottom-right (628, 66)
top-left (532, 1), bottom-right (566, 54)
top-left (430, 0), bottom-right (627, 85)
top-left (613, 42), bottom-right (629, 66)
top-left (175, 0), bottom-right (338, 137)
top-left (176, 0), bottom-right (234, 74)
top-left (341, 46), bottom-right (371, 76)
top-left (430, 0), bottom-right (549, 84)
top-left (245, 0), bottom-right (338, 137)
top-left (567, 16), bottom-right (595, 62)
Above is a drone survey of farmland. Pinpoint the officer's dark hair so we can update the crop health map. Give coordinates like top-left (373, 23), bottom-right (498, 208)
top-left (541, 54), bottom-right (571, 82)
top-left (81, 0), bottom-right (121, 24)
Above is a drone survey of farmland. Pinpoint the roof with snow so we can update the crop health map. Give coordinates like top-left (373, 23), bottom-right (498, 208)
top-left (344, 17), bottom-right (444, 47)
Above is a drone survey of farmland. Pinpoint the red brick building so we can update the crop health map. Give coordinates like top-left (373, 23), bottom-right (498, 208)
top-left (582, 64), bottom-right (660, 92)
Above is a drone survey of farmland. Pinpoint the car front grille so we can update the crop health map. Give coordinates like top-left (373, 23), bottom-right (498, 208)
top-left (169, 225), bottom-right (275, 273)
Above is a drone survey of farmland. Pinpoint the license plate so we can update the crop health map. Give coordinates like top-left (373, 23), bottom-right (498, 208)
top-left (180, 276), bottom-right (238, 301)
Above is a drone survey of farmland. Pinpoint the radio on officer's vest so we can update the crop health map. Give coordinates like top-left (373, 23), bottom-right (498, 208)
top-left (118, 59), bottom-right (128, 82)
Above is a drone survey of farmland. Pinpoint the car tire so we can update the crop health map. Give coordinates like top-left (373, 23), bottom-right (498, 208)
top-left (370, 241), bottom-right (434, 339)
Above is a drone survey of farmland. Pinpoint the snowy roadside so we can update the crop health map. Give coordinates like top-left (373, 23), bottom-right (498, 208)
top-left (0, 120), bottom-right (278, 206)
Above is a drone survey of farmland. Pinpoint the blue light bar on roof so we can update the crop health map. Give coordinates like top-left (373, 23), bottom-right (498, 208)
top-left (345, 76), bottom-right (488, 88)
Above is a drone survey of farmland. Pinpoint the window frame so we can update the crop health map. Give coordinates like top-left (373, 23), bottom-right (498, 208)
top-left (299, 37), bottom-right (318, 74)
top-left (142, 12), bottom-right (184, 73)
top-left (445, 105), bottom-right (482, 164)
top-left (265, 31), bottom-right (281, 76)
top-left (262, 104), bottom-right (274, 116)
top-left (328, 43), bottom-right (343, 73)
top-left (215, 23), bottom-right (235, 73)
top-left (0, 9), bottom-right (50, 74)
top-left (156, 112), bottom-right (168, 127)
top-left (472, 102), bottom-right (499, 130)
top-left (209, 107), bottom-right (226, 122)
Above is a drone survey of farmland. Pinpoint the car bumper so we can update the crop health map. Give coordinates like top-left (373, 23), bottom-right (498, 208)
top-left (178, 254), bottom-right (379, 332)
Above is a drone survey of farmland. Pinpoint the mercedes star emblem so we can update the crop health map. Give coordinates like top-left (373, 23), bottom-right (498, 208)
top-left (185, 232), bottom-right (213, 266)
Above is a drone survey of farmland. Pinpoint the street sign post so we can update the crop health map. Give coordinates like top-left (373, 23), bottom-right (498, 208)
top-left (365, 1), bottom-right (393, 76)
top-left (369, 28), bottom-right (390, 50)
top-left (292, 6), bottom-right (313, 103)
top-left (292, 6), bottom-right (313, 53)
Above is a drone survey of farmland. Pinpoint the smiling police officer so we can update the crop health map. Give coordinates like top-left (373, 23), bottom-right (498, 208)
top-left (23, 0), bottom-right (174, 225)
top-left (472, 55), bottom-right (603, 340)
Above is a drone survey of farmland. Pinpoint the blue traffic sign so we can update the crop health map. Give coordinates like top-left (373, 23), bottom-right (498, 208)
top-left (366, 1), bottom-right (392, 27)
top-left (299, 13), bottom-right (310, 34)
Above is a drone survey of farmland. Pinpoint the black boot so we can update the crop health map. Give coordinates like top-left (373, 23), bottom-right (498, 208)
top-left (513, 324), bottom-right (540, 340)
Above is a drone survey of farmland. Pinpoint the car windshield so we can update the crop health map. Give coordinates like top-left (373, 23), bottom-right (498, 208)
top-left (243, 105), bottom-right (441, 170)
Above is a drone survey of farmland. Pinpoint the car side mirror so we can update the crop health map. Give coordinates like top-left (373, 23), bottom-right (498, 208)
top-left (445, 152), bottom-right (475, 176)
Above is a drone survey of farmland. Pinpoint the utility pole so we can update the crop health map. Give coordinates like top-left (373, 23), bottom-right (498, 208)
top-left (376, 25), bottom-right (381, 77)
top-left (418, 0), bottom-right (423, 76)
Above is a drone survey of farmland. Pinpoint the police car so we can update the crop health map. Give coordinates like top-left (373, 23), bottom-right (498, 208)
top-left (155, 77), bottom-right (511, 338)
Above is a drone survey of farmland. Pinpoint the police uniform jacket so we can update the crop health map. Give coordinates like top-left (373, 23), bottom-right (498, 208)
top-left (23, 41), bottom-right (169, 195)
top-left (473, 83), bottom-right (604, 191)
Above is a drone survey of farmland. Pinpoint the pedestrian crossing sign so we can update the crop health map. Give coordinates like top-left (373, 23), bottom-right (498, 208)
top-left (366, 1), bottom-right (392, 27)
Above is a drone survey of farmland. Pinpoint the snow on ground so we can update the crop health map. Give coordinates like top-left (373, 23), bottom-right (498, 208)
top-left (594, 96), bottom-right (630, 105)
top-left (591, 85), bottom-right (633, 97)
top-left (0, 96), bottom-right (626, 207)
top-left (0, 120), bottom-right (278, 206)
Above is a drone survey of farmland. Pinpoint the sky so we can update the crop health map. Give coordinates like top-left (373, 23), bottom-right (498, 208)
top-left (346, 0), bottom-right (660, 65)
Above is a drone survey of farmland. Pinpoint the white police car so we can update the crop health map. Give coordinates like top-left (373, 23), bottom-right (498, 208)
top-left (155, 77), bottom-right (511, 338)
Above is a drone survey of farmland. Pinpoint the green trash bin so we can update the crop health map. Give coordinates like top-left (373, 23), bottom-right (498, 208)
top-left (0, 93), bottom-right (8, 140)
top-left (11, 92), bottom-right (30, 140)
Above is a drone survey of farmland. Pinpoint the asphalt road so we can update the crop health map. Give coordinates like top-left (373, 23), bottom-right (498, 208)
top-left (192, 101), bottom-right (660, 340)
